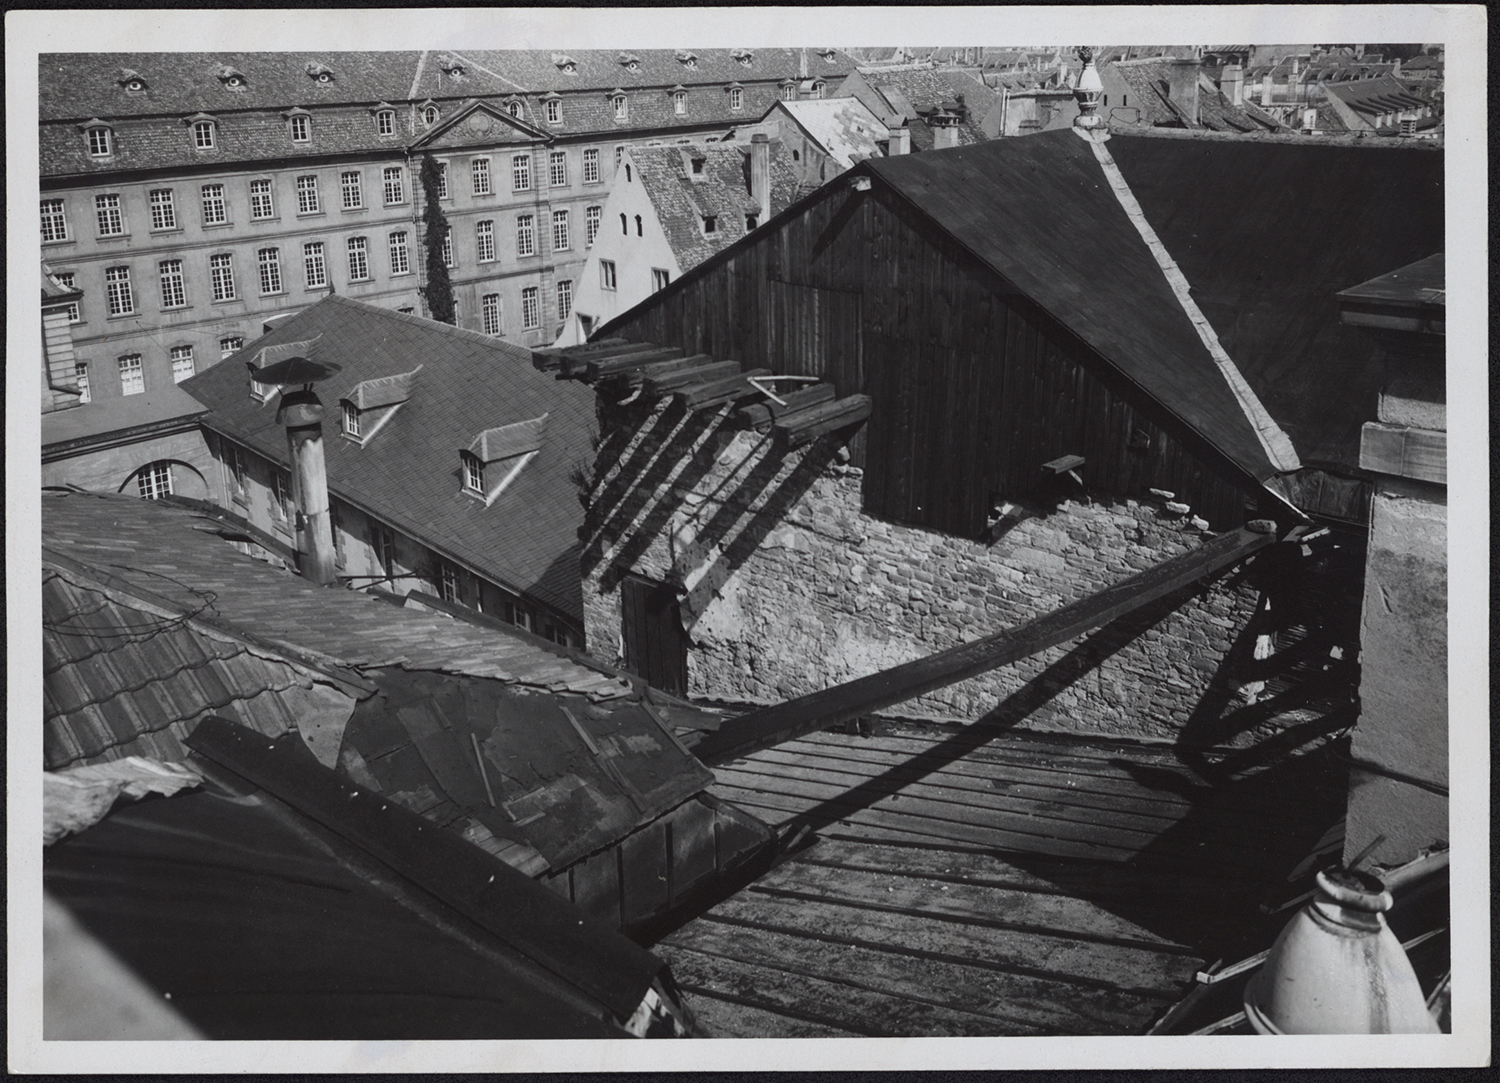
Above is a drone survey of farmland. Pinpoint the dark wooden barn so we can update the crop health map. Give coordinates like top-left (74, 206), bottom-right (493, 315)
top-left (595, 128), bottom-right (1442, 537)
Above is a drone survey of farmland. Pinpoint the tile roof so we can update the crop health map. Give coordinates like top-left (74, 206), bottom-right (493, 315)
top-left (1109, 58), bottom-right (1276, 132)
top-left (1324, 75), bottom-right (1430, 115)
top-left (765, 98), bottom-right (888, 167)
top-left (42, 489), bottom-right (634, 703)
top-left (865, 67), bottom-right (996, 143)
top-left (180, 295), bottom-right (595, 621)
top-left (450, 49), bottom-right (855, 97)
top-left (631, 142), bottom-right (800, 271)
top-left (42, 384), bottom-right (208, 455)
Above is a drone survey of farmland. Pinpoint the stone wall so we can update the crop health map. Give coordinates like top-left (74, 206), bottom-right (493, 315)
top-left (581, 399), bottom-right (1304, 747)
top-left (42, 429), bottom-right (215, 501)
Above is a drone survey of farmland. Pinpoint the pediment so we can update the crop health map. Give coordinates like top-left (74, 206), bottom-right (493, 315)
top-left (410, 100), bottom-right (550, 151)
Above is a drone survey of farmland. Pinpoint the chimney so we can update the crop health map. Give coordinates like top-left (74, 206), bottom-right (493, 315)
top-left (799, 47), bottom-right (808, 79)
top-left (929, 109), bottom-right (960, 149)
top-left (1167, 57), bottom-right (1202, 125)
top-left (886, 123), bottom-right (910, 155)
top-left (1222, 63), bottom-right (1245, 106)
top-left (1261, 72), bottom-right (1274, 107)
top-left (749, 133), bottom-right (771, 222)
top-left (253, 345), bottom-right (338, 586)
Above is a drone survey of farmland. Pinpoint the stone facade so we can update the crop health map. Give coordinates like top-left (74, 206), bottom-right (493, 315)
top-left (581, 398), bottom-right (1306, 747)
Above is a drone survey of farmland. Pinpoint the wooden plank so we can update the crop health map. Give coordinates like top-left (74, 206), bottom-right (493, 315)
top-left (584, 347), bottom-right (691, 380)
top-left (675, 368), bottom-right (773, 411)
top-left (607, 353), bottom-right (714, 386)
top-left (532, 337), bottom-right (629, 371)
top-left (693, 522), bottom-right (1281, 765)
top-left (664, 914), bottom-right (1163, 1034)
top-left (643, 360), bottom-right (743, 395)
top-left (736, 382), bottom-right (836, 428)
top-left (777, 394), bottom-right (874, 447)
top-left (1359, 421), bottom-right (1446, 485)
top-left (690, 888), bottom-right (1197, 997)
top-left (669, 984), bottom-right (863, 1039)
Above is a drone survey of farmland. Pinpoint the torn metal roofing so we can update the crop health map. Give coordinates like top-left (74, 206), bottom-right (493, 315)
top-left (180, 294), bottom-right (596, 621)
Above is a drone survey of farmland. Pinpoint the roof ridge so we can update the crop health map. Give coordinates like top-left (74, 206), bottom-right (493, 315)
top-left (315, 293), bottom-right (534, 360)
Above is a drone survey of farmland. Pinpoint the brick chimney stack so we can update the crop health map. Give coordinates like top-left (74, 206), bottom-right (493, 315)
top-left (1222, 63), bottom-right (1245, 106)
top-left (929, 109), bottom-right (960, 149)
top-left (1168, 57), bottom-right (1202, 125)
top-left (749, 133), bottom-right (771, 222)
top-left (886, 123), bottom-right (910, 155)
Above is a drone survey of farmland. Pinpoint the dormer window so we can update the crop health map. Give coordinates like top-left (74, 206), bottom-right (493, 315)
top-left (340, 364), bottom-right (422, 445)
top-left (185, 114), bottom-right (217, 149)
top-left (286, 110), bottom-right (311, 143)
top-left (676, 50), bottom-right (698, 70)
top-left (731, 49), bottom-right (754, 67)
top-left (84, 122), bottom-right (113, 158)
top-left (673, 89), bottom-right (687, 115)
top-left (373, 105), bottom-right (396, 136)
top-left (461, 451), bottom-right (485, 494)
top-left (305, 62), bottom-right (336, 84)
top-left (811, 80), bottom-right (827, 99)
top-left (506, 99), bottom-right (523, 119)
top-left (728, 85), bottom-right (744, 111)
top-left (422, 103), bottom-right (440, 127)
top-left (780, 80), bottom-right (798, 101)
top-left (746, 212), bottom-right (759, 230)
top-left (544, 94), bottom-right (562, 124)
top-left (218, 66), bottom-right (247, 90)
top-left (690, 157), bottom-right (703, 175)
top-left (703, 214), bottom-right (717, 234)
top-left (618, 52), bottom-right (641, 72)
top-left (342, 402), bottom-right (361, 437)
top-left (119, 69), bottom-right (147, 93)
top-left (611, 93), bottom-right (628, 121)
top-left (819, 48), bottom-right (838, 63)
top-left (440, 57), bottom-right (466, 79)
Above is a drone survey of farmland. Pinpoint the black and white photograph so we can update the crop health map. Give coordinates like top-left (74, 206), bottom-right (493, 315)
top-left (8, 5), bottom-right (1488, 1073)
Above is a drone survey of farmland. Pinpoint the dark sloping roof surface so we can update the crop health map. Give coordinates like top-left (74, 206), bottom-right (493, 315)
top-left (632, 143), bottom-right (800, 270)
top-left (44, 772), bottom-right (634, 1038)
top-left (41, 565), bottom-right (319, 770)
top-left (862, 131), bottom-right (1279, 486)
top-left (42, 384), bottom-right (207, 452)
top-left (1105, 134), bottom-right (1443, 468)
top-left (180, 295), bottom-right (595, 621)
top-left (1324, 75), bottom-right (1429, 114)
top-left (343, 668), bottom-right (713, 871)
top-left (1110, 59), bottom-right (1274, 132)
top-left (42, 490), bottom-right (633, 700)
top-left (1337, 252), bottom-right (1444, 306)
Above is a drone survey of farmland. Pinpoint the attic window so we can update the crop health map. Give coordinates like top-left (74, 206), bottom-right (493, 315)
top-left (83, 122), bottom-right (113, 158)
top-left (552, 53), bottom-right (578, 74)
top-left (780, 80), bottom-right (797, 101)
top-left (676, 50), bottom-right (698, 70)
top-left (440, 58), bottom-right (466, 78)
top-left (285, 109), bottom-right (312, 142)
top-left (690, 156), bottom-right (704, 175)
top-left (731, 49), bottom-right (754, 66)
top-left (422, 103), bottom-right (440, 127)
top-left (745, 212), bottom-right (759, 230)
top-left (619, 53), bottom-right (641, 72)
top-left (119, 69), bottom-right (147, 93)
top-left (811, 80), bottom-right (827, 99)
top-left (703, 214), bottom-right (717, 234)
top-left (464, 414), bottom-right (548, 506)
top-left (673, 90), bottom-right (687, 115)
top-left (546, 97), bottom-right (562, 124)
top-left (342, 402), bottom-right (361, 438)
top-left (305, 62), bottom-right (336, 84)
top-left (728, 85), bottom-right (744, 111)
top-left (819, 48), bottom-right (837, 63)
top-left (461, 451), bottom-right (485, 493)
top-left (218, 66), bottom-right (247, 90)
top-left (506, 99), bottom-right (523, 118)
top-left (612, 93), bottom-right (628, 121)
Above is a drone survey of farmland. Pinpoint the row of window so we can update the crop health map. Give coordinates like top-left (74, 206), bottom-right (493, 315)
top-left (73, 334), bottom-right (245, 404)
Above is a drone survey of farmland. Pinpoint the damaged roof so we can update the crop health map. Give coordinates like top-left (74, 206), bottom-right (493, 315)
top-left (1323, 75), bottom-right (1431, 116)
top-left (181, 294), bottom-right (594, 622)
top-left (763, 97), bottom-right (890, 167)
top-left (630, 142), bottom-right (800, 271)
top-left (1110, 58), bottom-right (1279, 132)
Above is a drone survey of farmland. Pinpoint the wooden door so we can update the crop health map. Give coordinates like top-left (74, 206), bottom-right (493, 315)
top-left (620, 576), bottom-right (688, 694)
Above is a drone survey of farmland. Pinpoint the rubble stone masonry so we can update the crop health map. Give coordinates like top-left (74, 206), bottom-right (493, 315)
top-left (582, 399), bottom-right (1277, 746)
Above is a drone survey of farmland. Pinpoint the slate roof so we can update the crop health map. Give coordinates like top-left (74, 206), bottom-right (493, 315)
top-left (1324, 76), bottom-right (1430, 116)
top-left (1110, 58), bottom-right (1277, 132)
top-left (764, 98), bottom-right (889, 167)
top-left (851, 130), bottom-right (1441, 479)
top-left (179, 295), bottom-right (595, 622)
top-left (631, 142), bottom-right (800, 271)
top-left (42, 384), bottom-right (208, 456)
top-left (864, 67), bottom-right (996, 145)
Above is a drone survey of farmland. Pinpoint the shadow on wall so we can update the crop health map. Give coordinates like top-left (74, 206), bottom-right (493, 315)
top-left (582, 400), bottom-right (842, 632)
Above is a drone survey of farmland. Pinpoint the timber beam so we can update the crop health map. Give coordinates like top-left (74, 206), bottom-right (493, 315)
top-left (676, 368), bottom-right (774, 411)
top-left (776, 394), bottom-right (873, 447)
top-left (643, 360), bottom-right (743, 396)
top-left (692, 520), bottom-right (1282, 766)
top-left (532, 338), bottom-right (632, 372)
top-left (738, 383), bottom-right (837, 429)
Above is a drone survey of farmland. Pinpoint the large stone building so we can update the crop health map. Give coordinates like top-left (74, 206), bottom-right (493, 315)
top-left (38, 49), bottom-right (854, 402)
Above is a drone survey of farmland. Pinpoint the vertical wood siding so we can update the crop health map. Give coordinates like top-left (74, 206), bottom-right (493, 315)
top-left (610, 185), bottom-right (1255, 538)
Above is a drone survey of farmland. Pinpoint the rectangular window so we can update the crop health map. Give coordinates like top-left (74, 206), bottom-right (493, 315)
top-left (476, 219), bottom-right (495, 262)
top-left (375, 525), bottom-right (396, 579)
top-left (613, 95), bottom-right (628, 121)
top-left (75, 362), bottom-right (90, 403)
top-left (556, 279), bottom-right (573, 321)
top-left (382, 165), bottom-right (404, 205)
top-left (482, 293), bottom-right (501, 335)
top-left (41, 199), bottom-right (69, 242)
top-left (521, 286), bottom-right (540, 330)
top-left (439, 562), bottom-right (460, 604)
top-left (170, 344), bottom-right (195, 383)
top-left (200, 184), bottom-right (227, 225)
top-left (149, 189), bottom-right (177, 230)
top-left (461, 452), bottom-right (485, 494)
top-left (289, 114), bottom-right (310, 142)
top-left (516, 214), bottom-right (535, 257)
top-left (210, 253), bottom-right (235, 301)
top-left (258, 247), bottom-right (283, 294)
top-left (193, 120), bottom-right (215, 149)
top-left (272, 470), bottom-right (291, 522)
top-left (388, 230), bottom-right (409, 275)
top-left (652, 267), bottom-right (671, 293)
top-left (118, 354), bottom-right (144, 396)
top-left (376, 109), bottom-right (395, 136)
top-left (511, 153), bottom-right (531, 192)
top-left (546, 98), bottom-right (562, 124)
top-left (347, 236), bottom-right (369, 281)
top-left (583, 147), bottom-right (601, 184)
top-left (551, 209), bottom-right (570, 251)
top-left (340, 170), bottom-right (363, 210)
top-left (341, 403), bottom-right (362, 439)
top-left (730, 86), bottom-right (743, 111)
top-left (440, 227), bottom-right (454, 268)
top-left (158, 259), bottom-right (186, 308)
top-left (586, 205), bottom-right (602, 246)
top-left (105, 266), bottom-right (134, 315)
top-left (673, 91), bottom-right (687, 115)
top-left (250, 179), bottom-right (274, 219)
top-left (472, 157), bottom-right (492, 195)
top-left (435, 161), bottom-right (449, 199)
top-left (53, 271), bottom-right (80, 322)
top-left (304, 242), bottom-right (327, 287)
top-left (296, 175), bottom-right (320, 214)
top-left (87, 127), bottom-right (112, 157)
top-left (138, 461), bottom-right (173, 500)
top-left (616, 145), bottom-right (626, 167)
top-left (601, 259), bottom-right (617, 290)
top-left (223, 441), bottom-right (247, 497)
top-left (220, 335), bottom-right (243, 359)
top-left (95, 194), bottom-right (124, 236)
top-left (549, 150), bottom-right (568, 187)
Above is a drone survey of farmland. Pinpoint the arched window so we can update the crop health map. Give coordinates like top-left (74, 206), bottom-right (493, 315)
top-left (422, 104), bottom-right (439, 127)
top-left (135, 461), bottom-right (173, 500)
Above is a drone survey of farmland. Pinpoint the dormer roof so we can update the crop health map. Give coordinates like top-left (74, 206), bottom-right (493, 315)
top-left (468, 414), bottom-right (548, 463)
top-left (345, 364), bottom-right (423, 410)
